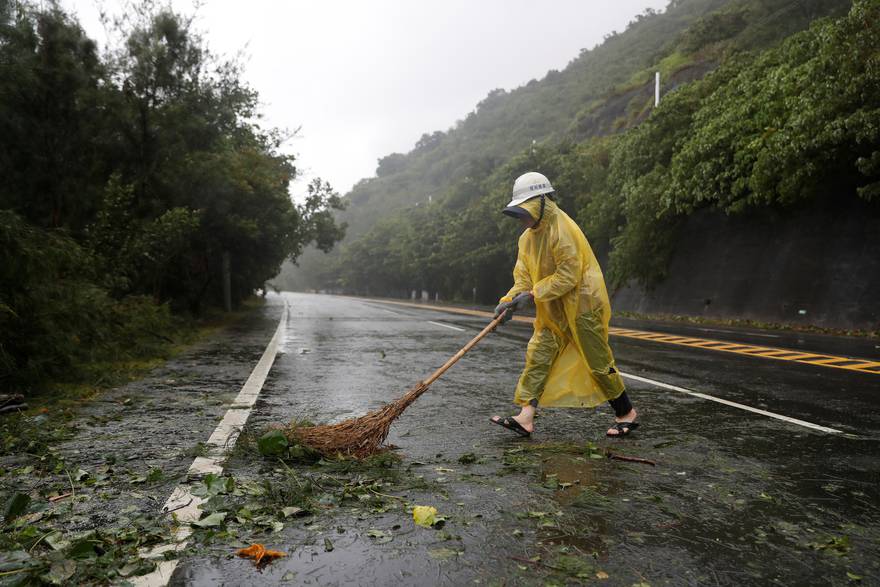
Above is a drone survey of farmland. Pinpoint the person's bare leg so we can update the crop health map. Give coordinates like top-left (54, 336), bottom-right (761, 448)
top-left (606, 407), bottom-right (637, 436)
top-left (490, 404), bottom-right (536, 433)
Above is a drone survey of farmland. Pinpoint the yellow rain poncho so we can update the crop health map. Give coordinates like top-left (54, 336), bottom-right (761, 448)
top-left (499, 197), bottom-right (625, 408)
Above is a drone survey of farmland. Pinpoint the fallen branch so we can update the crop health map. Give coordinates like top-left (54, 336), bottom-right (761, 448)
top-left (0, 568), bottom-right (29, 578)
top-left (0, 404), bottom-right (27, 414)
top-left (605, 450), bottom-right (656, 466)
top-left (0, 396), bottom-right (27, 414)
top-left (369, 488), bottom-right (408, 502)
top-left (163, 498), bottom-right (194, 515)
top-left (656, 519), bottom-right (682, 529)
top-left (48, 492), bottom-right (72, 503)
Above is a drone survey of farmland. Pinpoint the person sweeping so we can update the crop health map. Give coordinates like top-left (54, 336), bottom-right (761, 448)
top-left (490, 172), bottom-right (638, 438)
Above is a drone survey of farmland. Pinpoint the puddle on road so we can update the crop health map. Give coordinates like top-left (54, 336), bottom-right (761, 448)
top-left (541, 453), bottom-right (602, 501)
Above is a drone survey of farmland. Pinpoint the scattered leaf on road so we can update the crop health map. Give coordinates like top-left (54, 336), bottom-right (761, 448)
top-left (236, 543), bottom-right (287, 566)
top-left (45, 559), bottom-right (76, 584)
top-left (413, 505), bottom-right (439, 528)
top-left (192, 511), bottom-right (227, 528)
top-left (457, 453), bottom-right (477, 464)
top-left (117, 559), bottom-right (156, 578)
top-left (428, 547), bottom-right (462, 560)
top-left (258, 430), bottom-right (289, 457)
top-left (366, 529), bottom-right (393, 544)
top-left (3, 492), bottom-right (30, 522)
top-left (282, 506), bottom-right (304, 518)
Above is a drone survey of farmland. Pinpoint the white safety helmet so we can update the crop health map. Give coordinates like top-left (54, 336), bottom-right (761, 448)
top-left (506, 171), bottom-right (554, 208)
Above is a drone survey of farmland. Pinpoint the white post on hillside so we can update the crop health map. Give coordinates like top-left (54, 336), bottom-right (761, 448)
top-left (655, 72), bottom-right (660, 107)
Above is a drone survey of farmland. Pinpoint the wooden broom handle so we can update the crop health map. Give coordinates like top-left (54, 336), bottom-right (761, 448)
top-left (423, 311), bottom-right (508, 386)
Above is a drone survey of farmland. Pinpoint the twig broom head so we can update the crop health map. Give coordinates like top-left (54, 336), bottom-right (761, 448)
top-left (287, 381), bottom-right (429, 458)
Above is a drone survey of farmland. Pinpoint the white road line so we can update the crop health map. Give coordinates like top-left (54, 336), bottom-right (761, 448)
top-left (621, 371), bottom-right (842, 434)
top-left (695, 327), bottom-right (780, 338)
top-left (361, 301), bottom-right (403, 316)
top-left (131, 302), bottom-right (289, 587)
top-left (428, 320), bottom-right (466, 332)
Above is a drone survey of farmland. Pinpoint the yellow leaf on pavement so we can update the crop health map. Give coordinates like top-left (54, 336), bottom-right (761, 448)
top-left (412, 505), bottom-right (438, 528)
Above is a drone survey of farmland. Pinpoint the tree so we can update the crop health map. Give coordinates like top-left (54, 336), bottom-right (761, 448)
top-left (0, 1), bottom-right (108, 230)
top-left (0, 1), bottom-right (347, 390)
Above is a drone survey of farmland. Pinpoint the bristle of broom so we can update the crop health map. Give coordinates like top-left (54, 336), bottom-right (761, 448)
top-left (288, 381), bottom-right (431, 458)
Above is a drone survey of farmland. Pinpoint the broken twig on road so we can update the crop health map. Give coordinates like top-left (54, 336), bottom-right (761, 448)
top-left (605, 450), bottom-right (657, 466)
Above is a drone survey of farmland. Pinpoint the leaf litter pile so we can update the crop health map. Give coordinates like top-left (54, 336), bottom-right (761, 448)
top-left (0, 410), bottom-right (179, 584)
top-left (210, 424), bottom-right (872, 585)
top-left (0, 408), bottom-right (658, 586)
top-left (0, 409), bottom-right (438, 584)
top-left (178, 429), bottom-right (451, 556)
top-left (6, 403), bottom-right (877, 585)
top-left (196, 429), bottom-right (643, 583)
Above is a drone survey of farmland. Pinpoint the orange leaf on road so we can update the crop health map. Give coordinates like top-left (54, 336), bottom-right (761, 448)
top-left (236, 543), bottom-right (287, 566)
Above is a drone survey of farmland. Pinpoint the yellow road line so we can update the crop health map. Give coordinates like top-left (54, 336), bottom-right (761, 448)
top-left (767, 352), bottom-right (823, 360)
top-left (756, 350), bottom-right (803, 357)
top-left (804, 357), bottom-right (858, 365)
top-left (360, 298), bottom-right (880, 376)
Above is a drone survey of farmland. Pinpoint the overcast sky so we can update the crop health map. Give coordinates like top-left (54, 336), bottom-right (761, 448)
top-left (62, 0), bottom-right (668, 198)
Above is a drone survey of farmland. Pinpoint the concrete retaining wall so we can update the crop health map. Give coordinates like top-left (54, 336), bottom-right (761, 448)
top-left (611, 196), bottom-right (880, 330)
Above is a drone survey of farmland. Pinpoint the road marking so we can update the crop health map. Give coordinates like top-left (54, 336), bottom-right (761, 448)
top-left (620, 372), bottom-right (843, 434)
top-left (131, 302), bottom-right (288, 587)
top-left (428, 320), bottom-right (466, 332)
top-left (696, 327), bottom-right (780, 338)
top-left (612, 328), bottom-right (880, 374)
top-left (358, 299), bottom-right (879, 376)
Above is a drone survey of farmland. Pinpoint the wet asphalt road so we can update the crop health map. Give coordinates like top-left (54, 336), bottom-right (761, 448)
top-left (158, 292), bottom-right (880, 587)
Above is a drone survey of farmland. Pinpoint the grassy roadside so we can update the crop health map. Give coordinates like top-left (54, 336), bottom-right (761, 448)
top-left (2, 297), bottom-right (267, 472)
top-left (13, 297), bottom-right (267, 416)
top-left (0, 298), bottom-right (266, 584)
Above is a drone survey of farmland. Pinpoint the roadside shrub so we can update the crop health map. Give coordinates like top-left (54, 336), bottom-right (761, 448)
top-left (0, 211), bottom-right (177, 392)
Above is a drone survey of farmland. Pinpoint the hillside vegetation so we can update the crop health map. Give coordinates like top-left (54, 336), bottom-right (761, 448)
top-left (281, 0), bottom-right (874, 303)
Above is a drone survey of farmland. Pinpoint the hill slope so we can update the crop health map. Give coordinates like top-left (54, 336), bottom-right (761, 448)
top-left (277, 0), bottom-right (871, 326)
top-left (332, 0), bottom-right (850, 239)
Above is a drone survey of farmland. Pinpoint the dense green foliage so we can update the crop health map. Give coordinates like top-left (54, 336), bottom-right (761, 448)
top-left (282, 0), bottom-right (874, 301)
top-left (591, 0), bottom-right (879, 285)
top-left (0, 1), bottom-right (344, 390)
top-left (0, 210), bottom-right (167, 383)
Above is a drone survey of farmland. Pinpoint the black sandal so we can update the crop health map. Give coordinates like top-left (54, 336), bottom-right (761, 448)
top-left (490, 416), bottom-right (531, 438)
top-left (607, 421), bottom-right (639, 437)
